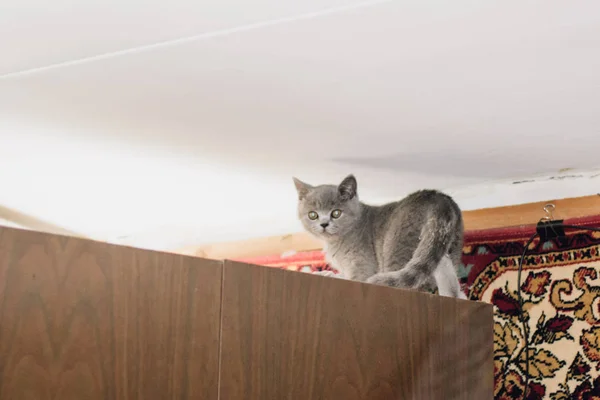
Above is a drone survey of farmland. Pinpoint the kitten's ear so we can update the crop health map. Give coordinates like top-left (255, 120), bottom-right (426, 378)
top-left (338, 174), bottom-right (357, 201)
top-left (293, 177), bottom-right (313, 200)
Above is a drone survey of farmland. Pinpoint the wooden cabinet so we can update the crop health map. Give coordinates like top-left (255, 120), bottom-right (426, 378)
top-left (0, 227), bottom-right (493, 399)
top-left (0, 227), bottom-right (221, 399)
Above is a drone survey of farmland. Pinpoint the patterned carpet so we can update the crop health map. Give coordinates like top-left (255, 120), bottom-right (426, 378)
top-left (237, 216), bottom-right (600, 399)
top-left (464, 217), bottom-right (600, 400)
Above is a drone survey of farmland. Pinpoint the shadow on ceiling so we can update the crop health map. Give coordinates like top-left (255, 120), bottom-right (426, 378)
top-left (331, 152), bottom-right (572, 180)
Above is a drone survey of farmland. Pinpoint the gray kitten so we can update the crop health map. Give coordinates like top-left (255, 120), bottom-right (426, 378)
top-left (293, 174), bottom-right (466, 299)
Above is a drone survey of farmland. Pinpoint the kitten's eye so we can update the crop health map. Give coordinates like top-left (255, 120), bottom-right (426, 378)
top-left (308, 211), bottom-right (319, 220)
top-left (331, 209), bottom-right (342, 219)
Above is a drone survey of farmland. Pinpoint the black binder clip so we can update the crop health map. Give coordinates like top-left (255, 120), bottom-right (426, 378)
top-left (535, 204), bottom-right (565, 242)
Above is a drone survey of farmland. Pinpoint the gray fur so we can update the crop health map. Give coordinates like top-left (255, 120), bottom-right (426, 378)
top-left (293, 174), bottom-right (465, 297)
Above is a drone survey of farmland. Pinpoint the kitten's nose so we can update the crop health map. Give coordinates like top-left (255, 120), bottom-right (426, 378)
top-left (320, 222), bottom-right (329, 228)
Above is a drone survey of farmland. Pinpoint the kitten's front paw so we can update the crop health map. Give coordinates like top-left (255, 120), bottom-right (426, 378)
top-left (313, 270), bottom-right (337, 277)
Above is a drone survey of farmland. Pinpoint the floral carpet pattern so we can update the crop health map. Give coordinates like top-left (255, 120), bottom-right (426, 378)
top-left (238, 216), bottom-right (600, 400)
top-left (464, 217), bottom-right (600, 400)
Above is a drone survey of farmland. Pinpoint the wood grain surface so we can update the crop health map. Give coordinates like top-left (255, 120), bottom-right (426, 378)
top-left (219, 260), bottom-right (494, 400)
top-left (0, 227), bottom-right (222, 400)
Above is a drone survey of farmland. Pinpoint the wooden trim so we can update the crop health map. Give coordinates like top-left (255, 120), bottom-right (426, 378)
top-left (176, 194), bottom-right (600, 260)
top-left (462, 194), bottom-right (600, 230)
top-left (176, 233), bottom-right (322, 259)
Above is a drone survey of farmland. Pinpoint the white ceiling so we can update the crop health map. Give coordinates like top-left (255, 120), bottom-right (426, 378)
top-left (1, 0), bottom-right (599, 250)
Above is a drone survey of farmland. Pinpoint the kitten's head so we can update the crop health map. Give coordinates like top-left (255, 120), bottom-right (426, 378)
top-left (293, 174), bottom-right (361, 239)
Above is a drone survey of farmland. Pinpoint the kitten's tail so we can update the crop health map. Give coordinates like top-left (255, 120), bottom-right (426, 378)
top-left (367, 197), bottom-right (463, 295)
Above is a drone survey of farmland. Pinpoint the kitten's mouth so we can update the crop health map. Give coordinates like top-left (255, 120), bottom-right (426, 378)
top-left (314, 226), bottom-right (335, 236)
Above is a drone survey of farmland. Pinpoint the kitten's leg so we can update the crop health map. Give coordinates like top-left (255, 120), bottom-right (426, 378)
top-left (434, 256), bottom-right (467, 299)
top-left (367, 214), bottom-right (462, 294)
